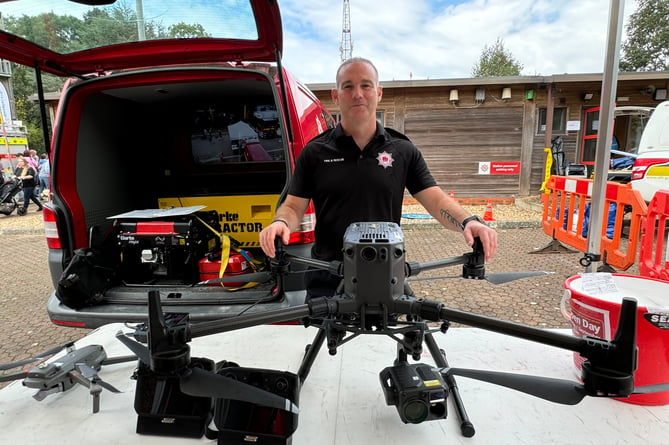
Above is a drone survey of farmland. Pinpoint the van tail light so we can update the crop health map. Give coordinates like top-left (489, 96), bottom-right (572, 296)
top-left (631, 158), bottom-right (669, 180)
top-left (42, 206), bottom-right (62, 249)
top-left (288, 204), bottom-right (316, 245)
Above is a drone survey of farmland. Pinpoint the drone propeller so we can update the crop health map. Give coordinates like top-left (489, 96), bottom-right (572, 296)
top-left (444, 367), bottom-right (669, 404)
top-left (116, 331), bottom-right (297, 413)
top-left (116, 291), bottom-right (299, 415)
top-left (179, 367), bottom-right (299, 414)
top-left (0, 341), bottom-right (75, 371)
top-left (409, 270), bottom-right (554, 285)
top-left (77, 363), bottom-right (122, 394)
top-left (444, 367), bottom-right (587, 405)
top-left (115, 331), bottom-right (151, 364)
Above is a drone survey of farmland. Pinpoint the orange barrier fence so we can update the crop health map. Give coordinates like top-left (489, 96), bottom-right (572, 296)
top-left (639, 190), bottom-right (669, 281)
top-left (541, 176), bottom-right (647, 270)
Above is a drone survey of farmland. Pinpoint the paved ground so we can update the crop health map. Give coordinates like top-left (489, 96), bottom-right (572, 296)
top-left (0, 205), bottom-right (640, 387)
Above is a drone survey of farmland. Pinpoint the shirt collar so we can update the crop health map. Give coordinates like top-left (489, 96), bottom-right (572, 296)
top-left (333, 121), bottom-right (386, 145)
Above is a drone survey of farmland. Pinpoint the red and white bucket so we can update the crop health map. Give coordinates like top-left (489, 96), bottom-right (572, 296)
top-left (562, 273), bottom-right (669, 405)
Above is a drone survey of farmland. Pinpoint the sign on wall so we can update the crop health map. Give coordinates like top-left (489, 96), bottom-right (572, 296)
top-left (478, 161), bottom-right (521, 175)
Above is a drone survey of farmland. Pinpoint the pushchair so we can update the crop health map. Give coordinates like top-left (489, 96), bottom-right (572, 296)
top-left (0, 178), bottom-right (23, 216)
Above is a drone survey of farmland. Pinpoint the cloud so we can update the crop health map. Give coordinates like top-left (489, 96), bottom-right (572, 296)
top-left (280, 0), bottom-right (639, 83)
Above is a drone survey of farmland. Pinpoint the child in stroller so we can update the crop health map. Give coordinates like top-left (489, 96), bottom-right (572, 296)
top-left (0, 176), bottom-right (23, 216)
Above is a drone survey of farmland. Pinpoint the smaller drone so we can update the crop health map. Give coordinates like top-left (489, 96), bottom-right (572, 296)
top-left (0, 343), bottom-right (135, 413)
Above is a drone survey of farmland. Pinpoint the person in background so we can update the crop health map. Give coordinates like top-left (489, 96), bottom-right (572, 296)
top-left (37, 153), bottom-right (50, 199)
top-left (22, 149), bottom-right (38, 170)
top-left (21, 149), bottom-right (39, 202)
top-left (259, 57), bottom-right (497, 297)
top-left (14, 157), bottom-right (42, 214)
top-left (29, 149), bottom-right (40, 167)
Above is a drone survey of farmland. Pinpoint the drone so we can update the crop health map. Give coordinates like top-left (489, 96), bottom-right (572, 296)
top-left (0, 342), bottom-right (135, 413)
top-left (113, 221), bottom-right (669, 443)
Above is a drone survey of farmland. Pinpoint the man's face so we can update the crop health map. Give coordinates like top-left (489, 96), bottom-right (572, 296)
top-left (332, 61), bottom-right (382, 124)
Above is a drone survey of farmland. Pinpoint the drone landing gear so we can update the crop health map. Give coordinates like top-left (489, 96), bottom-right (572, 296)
top-left (423, 332), bottom-right (475, 437)
top-left (296, 320), bottom-right (476, 437)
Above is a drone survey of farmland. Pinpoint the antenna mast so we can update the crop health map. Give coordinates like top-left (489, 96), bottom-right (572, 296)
top-left (340, 0), bottom-right (353, 62)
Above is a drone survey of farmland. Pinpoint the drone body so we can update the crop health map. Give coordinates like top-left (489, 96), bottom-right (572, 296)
top-left (0, 343), bottom-right (133, 413)
top-left (22, 345), bottom-right (107, 396)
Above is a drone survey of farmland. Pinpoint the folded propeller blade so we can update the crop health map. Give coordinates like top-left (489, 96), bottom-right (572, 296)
top-left (180, 367), bottom-right (298, 414)
top-left (0, 370), bottom-right (28, 383)
top-left (444, 367), bottom-right (587, 405)
top-left (0, 341), bottom-right (74, 371)
top-left (115, 331), bottom-right (151, 364)
top-left (77, 363), bottom-right (122, 393)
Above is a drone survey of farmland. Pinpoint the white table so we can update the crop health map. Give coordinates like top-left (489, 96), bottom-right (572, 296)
top-left (1, 323), bottom-right (667, 445)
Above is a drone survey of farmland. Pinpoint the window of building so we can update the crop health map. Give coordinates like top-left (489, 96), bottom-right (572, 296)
top-left (537, 107), bottom-right (567, 135)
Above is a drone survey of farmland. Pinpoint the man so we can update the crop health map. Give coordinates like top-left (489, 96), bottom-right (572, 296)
top-left (259, 57), bottom-right (497, 292)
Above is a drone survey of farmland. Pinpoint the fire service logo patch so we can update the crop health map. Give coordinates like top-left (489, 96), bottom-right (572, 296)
top-left (377, 151), bottom-right (394, 169)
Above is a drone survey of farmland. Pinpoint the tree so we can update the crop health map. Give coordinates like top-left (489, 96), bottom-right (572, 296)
top-left (471, 37), bottom-right (524, 77)
top-left (2, 5), bottom-right (170, 152)
top-left (619, 0), bottom-right (669, 72)
top-left (168, 23), bottom-right (210, 38)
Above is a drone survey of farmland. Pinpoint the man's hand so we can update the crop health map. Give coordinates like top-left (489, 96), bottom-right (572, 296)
top-left (463, 221), bottom-right (497, 262)
top-left (259, 221), bottom-right (291, 258)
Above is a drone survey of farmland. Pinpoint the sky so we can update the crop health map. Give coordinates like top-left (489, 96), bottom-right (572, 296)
top-left (0, 0), bottom-right (640, 84)
top-left (278, 0), bottom-right (640, 84)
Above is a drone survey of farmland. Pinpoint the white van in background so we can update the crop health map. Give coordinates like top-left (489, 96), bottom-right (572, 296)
top-left (631, 100), bottom-right (669, 202)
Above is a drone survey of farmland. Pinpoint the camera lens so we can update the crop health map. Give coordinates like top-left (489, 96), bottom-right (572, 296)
top-left (360, 246), bottom-right (376, 261)
top-left (402, 399), bottom-right (429, 424)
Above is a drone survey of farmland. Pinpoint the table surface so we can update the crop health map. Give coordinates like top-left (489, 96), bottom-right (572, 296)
top-left (1, 323), bottom-right (667, 445)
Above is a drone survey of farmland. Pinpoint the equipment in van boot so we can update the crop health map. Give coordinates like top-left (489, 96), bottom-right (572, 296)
top-left (112, 207), bottom-right (222, 285)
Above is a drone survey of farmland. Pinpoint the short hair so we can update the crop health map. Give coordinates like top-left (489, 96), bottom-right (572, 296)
top-left (336, 57), bottom-right (379, 87)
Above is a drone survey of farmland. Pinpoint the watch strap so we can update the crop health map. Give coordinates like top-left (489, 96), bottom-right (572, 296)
top-left (461, 215), bottom-right (484, 230)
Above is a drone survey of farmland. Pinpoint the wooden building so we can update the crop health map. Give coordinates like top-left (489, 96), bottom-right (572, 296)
top-left (308, 72), bottom-right (669, 198)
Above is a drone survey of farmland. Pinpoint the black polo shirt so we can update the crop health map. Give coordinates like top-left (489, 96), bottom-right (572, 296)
top-left (289, 122), bottom-right (437, 261)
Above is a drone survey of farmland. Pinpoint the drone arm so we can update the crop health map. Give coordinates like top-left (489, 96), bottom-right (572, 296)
top-left (405, 256), bottom-right (467, 277)
top-left (405, 237), bottom-right (485, 279)
top-left (68, 370), bottom-right (103, 413)
top-left (395, 297), bottom-right (610, 355)
top-left (284, 255), bottom-right (342, 277)
top-left (190, 304), bottom-right (311, 338)
top-left (395, 296), bottom-right (638, 398)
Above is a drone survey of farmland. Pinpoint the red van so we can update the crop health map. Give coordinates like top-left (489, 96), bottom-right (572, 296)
top-left (0, 0), bottom-right (334, 328)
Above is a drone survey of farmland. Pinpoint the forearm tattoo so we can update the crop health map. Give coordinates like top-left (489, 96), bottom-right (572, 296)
top-left (439, 208), bottom-right (463, 230)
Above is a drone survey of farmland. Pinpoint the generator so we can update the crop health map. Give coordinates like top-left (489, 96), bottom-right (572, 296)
top-left (114, 209), bottom-right (221, 285)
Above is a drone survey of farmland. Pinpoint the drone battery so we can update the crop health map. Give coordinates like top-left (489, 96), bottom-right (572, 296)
top-left (211, 367), bottom-right (300, 445)
top-left (115, 211), bottom-right (220, 284)
top-left (198, 252), bottom-right (253, 287)
top-left (134, 358), bottom-right (215, 438)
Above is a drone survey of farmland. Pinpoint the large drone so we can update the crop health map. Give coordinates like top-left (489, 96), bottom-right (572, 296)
top-left (115, 221), bottom-right (669, 442)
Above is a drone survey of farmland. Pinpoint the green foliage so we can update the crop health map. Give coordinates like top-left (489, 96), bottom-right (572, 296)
top-left (471, 37), bottom-right (524, 77)
top-left (2, 3), bottom-right (171, 151)
top-left (620, 0), bottom-right (669, 72)
top-left (169, 23), bottom-right (211, 38)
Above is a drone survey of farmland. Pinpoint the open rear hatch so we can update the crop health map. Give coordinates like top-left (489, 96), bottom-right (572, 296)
top-left (0, 0), bottom-right (313, 325)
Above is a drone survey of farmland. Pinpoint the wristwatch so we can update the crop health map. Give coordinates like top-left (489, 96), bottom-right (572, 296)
top-left (460, 215), bottom-right (484, 230)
